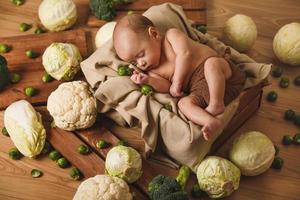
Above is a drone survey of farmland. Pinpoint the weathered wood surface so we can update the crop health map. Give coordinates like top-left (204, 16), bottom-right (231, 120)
top-left (0, 29), bottom-right (88, 110)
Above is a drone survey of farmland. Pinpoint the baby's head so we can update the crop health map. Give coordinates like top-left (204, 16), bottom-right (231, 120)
top-left (113, 14), bottom-right (162, 71)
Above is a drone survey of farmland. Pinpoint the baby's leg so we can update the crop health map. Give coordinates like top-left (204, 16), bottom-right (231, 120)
top-left (178, 95), bottom-right (222, 141)
top-left (204, 57), bottom-right (232, 116)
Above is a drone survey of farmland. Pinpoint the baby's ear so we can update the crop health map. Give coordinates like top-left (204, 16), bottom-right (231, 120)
top-left (148, 26), bottom-right (160, 39)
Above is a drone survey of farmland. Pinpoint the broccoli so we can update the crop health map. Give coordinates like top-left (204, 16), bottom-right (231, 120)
top-left (148, 165), bottom-right (190, 200)
top-left (89, 0), bottom-right (134, 21)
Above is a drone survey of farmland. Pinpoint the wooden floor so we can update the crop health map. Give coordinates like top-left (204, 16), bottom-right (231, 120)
top-left (1, 0), bottom-right (300, 200)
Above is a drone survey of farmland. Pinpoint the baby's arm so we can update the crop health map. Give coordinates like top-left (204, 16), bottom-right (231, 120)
top-left (131, 70), bottom-right (171, 93)
top-left (166, 28), bottom-right (193, 97)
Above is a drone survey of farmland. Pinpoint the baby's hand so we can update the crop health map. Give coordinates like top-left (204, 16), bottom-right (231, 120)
top-left (130, 70), bottom-right (148, 84)
top-left (169, 83), bottom-right (184, 97)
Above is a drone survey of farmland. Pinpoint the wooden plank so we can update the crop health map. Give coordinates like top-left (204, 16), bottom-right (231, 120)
top-left (88, 10), bottom-right (206, 27)
top-left (0, 29), bottom-right (88, 110)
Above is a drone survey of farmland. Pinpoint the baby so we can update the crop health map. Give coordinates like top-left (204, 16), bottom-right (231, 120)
top-left (113, 14), bottom-right (246, 141)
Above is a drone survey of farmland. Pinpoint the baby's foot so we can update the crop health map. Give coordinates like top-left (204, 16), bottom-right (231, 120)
top-left (170, 83), bottom-right (184, 97)
top-left (201, 117), bottom-right (222, 141)
top-left (205, 103), bottom-right (225, 116)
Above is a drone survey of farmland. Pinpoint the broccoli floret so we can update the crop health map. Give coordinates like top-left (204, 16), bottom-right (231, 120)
top-left (89, 0), bottom-right (135, 21)
top-left (148, 166), bottom-right (190, 200)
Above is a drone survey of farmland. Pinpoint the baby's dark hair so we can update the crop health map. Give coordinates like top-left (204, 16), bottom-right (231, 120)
top-left (113, 14), bottom-right (154, 38)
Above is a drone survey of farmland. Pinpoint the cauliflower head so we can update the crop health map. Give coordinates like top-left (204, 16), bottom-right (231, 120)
top-left (47, 81), bottom-right (97, 131)
top-left (73, 175), bottom-right (133, 200)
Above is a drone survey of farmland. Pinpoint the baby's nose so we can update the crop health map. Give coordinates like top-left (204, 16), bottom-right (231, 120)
top-left (138, 60), bottom-right (146, 67)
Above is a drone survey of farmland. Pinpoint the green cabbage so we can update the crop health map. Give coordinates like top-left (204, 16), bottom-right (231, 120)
top-left (105, 145), bottom-right (142, 183)
top-left (4, 100), bottom-right (46, 158)
top-left (196, 156), bottom-right (240, 199)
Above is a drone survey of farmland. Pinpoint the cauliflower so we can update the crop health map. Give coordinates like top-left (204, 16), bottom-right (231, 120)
top-left (73, 175), bottom-right (133, 200)
top-left (47, 81), bottom-right (97, 131)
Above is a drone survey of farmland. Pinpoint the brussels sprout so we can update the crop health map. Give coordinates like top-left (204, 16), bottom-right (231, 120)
top-left (272, 157), bottom-right (284, 169)
top-left (0, 44), bottom-right (11, 53)
top-left (34, 27), bottom-right (46, 34)
top-left (282, 135), bottom-right (293, 145)
top-left (49, 150), bottom-right (62, 161)
top-left (279, 77), bottom-right (289, 88)
top-left (12, 0), bottom-right (24, 6)
top-left (31, 169), bottom-right (43, 178)
top-left (294, 115), bottom-right (300, 126)
top-left (105, 145), bottom-right (142, 183)
top-left (271, 66), bottom-right (283, 78)
top-left (127, 10), bottom-right (134, 15)
top-left (20, 23), bottom-right (31, 32)
top-left (294, 76), bottom-right (300, 86)
top-left (10, 73), bottom-right (21, 83)
top-left (274, 145), bottom-right (279, 156)
top-left (266, 91), bottom-right (277, 102)
top-left (96, 139), bottom-right (110, 149)
top-left (78, 144), bottom-right (90, 155)
top-left (195, 24), bottom-right (207, 34)
top-left (69, 167), bottom-right (82, 180)
top-left (26, 50), bottom-right (39, 59)
top-left (191, 184), bottom-right (204, 198)
top-left (140, 84), bottom-right (153, 96)
top-left (293, 133), bottom-right (300, 145)
top-left (164, 103), bottom-right (172, 112)
top-left (42, 72), bottom-right (54, 83)
top-left (284, 109), bottom-right (295, 121)
top-left (41, 141), bottom-right (52, 154)
top-left (2, 127), bottom-right (9, 137)
top-left (9, 147), bottom-right (22, 160)
top-left (57, 157), bottom-right (70, 168)
top-left (117, 64), bottom-right (132, 76)
top-left (117, 140), bottom-right (128, 146)
top-left (24, 87), bottom-right (38, 97)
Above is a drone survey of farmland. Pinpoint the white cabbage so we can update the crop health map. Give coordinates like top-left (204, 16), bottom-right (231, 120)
top-left (95, 22), bottom-right (116, 48)
top-left (4, 100), bottom-right (46, 158)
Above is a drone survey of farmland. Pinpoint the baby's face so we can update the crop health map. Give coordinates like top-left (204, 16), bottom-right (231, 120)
top-left (114, 28), bottom-right (161, 71)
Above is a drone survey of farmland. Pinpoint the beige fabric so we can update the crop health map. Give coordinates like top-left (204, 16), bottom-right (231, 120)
top-left (81, 3), bottom-right (272, 172)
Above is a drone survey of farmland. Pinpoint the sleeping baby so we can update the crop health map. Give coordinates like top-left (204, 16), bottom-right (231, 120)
top-left (113, 14), bottom-right (246, 141)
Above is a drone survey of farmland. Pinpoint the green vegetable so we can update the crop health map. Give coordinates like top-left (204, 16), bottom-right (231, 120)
top-left (42, 72), bottom-right (54, 83)
top-left (0, 44), bottom-right (11, 53)
top-left (2, 127), bottom-right (9, 137)
top-left (140, 84), bottom-right (153, 96)
top-left (274, 145), bottom-right (279, 156)
top-left (41, 141), bottom-right (52, 154)
top-left (293, 133), bottom-right (300, 145)
top-left (282, 135), bottom-right (293, 145)
top-left (279, 77), bottom-right (289, 88)
top-left (266, 91), bottom-right (277, 102)
top-left (96, 139), bottom-right (110, 149)
top-left (284, 109), bottom-right (295, 121)
top-left (127, 10), bottom-right (134, 15)
top-left (0, 55), bottom-right (10, 91)
top-left (34, 27), bottom-right (46, 34)
top-left (294, 115), bottom-right (300, 126)
top-left (164, 104), bottom-right (172, 112)
top-left (191, 184), bottom-right (204, 198)
top-left (12, 0), bottom-right (24, 6)
top-left (117, 64), bottom-right (133, 76)
top-left (20, 23), bottom-right (31, 32)
top-left (31, 169), bottom-right (43, 178)
top-left (57, 157), bottom-right (70, 168)
top-left (117, 140), bottom-right (128, 146)
top-left (272, 156), bottom-right (284, 169)
top-left (195, 24), bottom-right (207, 34)
top-left (9, 147), bottom-right (22, 160)
top-left (69, 167), bottom-right (82, 180)
top-left (25, 50), bottom-right (39, 58)
top-left (294, 76), bottom-right (300, 86)
top-left (78, 144), bottom-right (90, 155)
top-left (49, 150), bottom-right (62, 161)
top-left (24, 87), bottom-right (38, 97)
top-left (148, 165), bottom-right (190, 200)
top-left (10, 73), bottom-right (21, 83)
top-left (271, 66), bottom-right (283, 77)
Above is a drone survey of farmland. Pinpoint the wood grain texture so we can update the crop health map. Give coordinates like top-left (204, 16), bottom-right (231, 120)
top-left (0, 29), bottom-right (88, 110)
